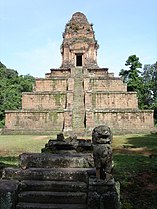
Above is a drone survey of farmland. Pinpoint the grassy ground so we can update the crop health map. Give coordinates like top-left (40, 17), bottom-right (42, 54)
top-left (0, 134), bottom-right (157, 209)
top-left (113, 134), bottom-right (157, 209)
top-left (0, 135), bottom-right (49, 169)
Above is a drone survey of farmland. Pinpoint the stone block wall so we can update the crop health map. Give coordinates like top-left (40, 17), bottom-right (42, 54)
top-left (85, 92), bottom-right (138, 109)
top-left (85, 110), bottom-right (154, 134)
top-left (87, 68), bottom-right (108, 77)
top-left (89, 78), bottom-right (127, 92)
top-left (5, 111), bottom-right (64, 133)
top-left (4, 109), bottom-right (154, 135)
top-left (47, 69), bottom-right (71, 78)
top-left (22, 92), bottom-right (66, 110)
top-left (34, 79), bottom-right (67, 92)
top-left (4, 66), bottom-right (155, 135)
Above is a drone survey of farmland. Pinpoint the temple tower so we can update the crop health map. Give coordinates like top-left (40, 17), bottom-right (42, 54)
top-left (4, 12), bottom-right (154, 135)
top-left (60, 12), bottom-right (99, 69)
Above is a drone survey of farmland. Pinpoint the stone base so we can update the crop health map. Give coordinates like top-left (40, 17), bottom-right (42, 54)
top-left (0, 180), bottom-right (19, 209)
top-left (88, 178), bottom-right (121, 209)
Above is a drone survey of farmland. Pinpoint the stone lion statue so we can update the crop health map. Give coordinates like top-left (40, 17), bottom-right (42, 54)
top-left (92, 125), bottom-right (112, 179)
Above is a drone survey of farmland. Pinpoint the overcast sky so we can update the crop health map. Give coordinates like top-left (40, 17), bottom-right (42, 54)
top-left (0, 0), bottom-right (157, 78)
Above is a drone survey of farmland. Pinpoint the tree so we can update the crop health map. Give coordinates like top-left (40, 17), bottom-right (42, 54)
top-left (119, 55), bottom-right (143, 108)
top-left (0, 62), bottom-right (35, 127)
top-left (142, 62), bottom-right (157, 123)
top-left (119, 57), bottom-right (157, 124)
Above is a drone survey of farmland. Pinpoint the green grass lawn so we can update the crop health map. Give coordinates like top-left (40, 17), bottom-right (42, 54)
top-left (113, 134), bottom-right (157, 209)
top-left (0, 135), bottom-right (49, 156)
top-left (0, 134), bottom-right (157, 209)
top-left (0, 135), bottom-right (49, 167)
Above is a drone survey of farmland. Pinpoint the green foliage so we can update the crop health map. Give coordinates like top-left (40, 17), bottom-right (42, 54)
top-left (119, 56), bottom-right (157, 123)
top-left (0, 62), bottom-right (35, 127)
top-left (119, 55), bottom-right (142, 85)
top-left (142, 62), bottom-right (157, 123)
top-left (119, 55), bottom-right (143, 107)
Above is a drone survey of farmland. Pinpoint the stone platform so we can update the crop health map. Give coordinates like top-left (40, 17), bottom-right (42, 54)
top-left (0, 128), bottom-right (121, 209)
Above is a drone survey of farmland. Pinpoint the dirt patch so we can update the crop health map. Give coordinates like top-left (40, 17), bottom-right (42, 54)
top-left (34, 136), bottom-right (49, 140)
top-left (113, 147), bottom-right (153, 156)
top-left (136, 172), bottom-right (157, 192)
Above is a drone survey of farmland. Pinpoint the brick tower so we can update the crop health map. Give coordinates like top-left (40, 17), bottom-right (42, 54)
top-left (60, 12), bottom-right (99, 69)
top-left (4, 12), bottom-right (154, 135)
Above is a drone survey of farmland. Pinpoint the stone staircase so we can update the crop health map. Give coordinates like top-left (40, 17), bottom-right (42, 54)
top-left (2, 153), bottom-right (93, 209)
top-left (72, 68), bottom-right (85, 132)
top-left (1, 131), bottom-right (121, 209)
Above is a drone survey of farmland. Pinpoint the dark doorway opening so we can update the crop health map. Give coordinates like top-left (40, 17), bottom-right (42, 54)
top-left (76, 54), bottom-right (82, 67)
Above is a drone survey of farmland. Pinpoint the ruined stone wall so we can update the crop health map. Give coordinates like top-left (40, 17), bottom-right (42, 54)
top-left (89, 78), bottom-right (127, 92)
top-left (5, 111), bottom-right (64, 133)
top-left (22, 93), bottom-right (66, 110)
top-left (4, 69), bottom-right (154, 135)
top-left (47, 69), bottom-right (71, 78)
top-left (86, 110), bottom-right (154, 134)
top-left (93, 92), bottom-right (138, 109)
top-left (34, 79), bottom-right (67, 92)
top-left (87, 69), bottom-right (108, 77)
top-left (85, 92), bottom-right (138, 109)
top-left (4, 109), bottom-right (154, 134)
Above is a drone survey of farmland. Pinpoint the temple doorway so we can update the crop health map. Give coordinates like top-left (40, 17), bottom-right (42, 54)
top-left (76, 54), bottom-right (83, 67)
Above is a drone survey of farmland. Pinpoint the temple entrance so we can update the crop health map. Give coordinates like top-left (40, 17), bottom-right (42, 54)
top-left (76, 54), bottom-right (83, 67)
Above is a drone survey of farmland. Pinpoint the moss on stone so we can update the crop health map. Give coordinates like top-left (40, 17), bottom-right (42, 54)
top-left (53, 94), bottom-right (65, 106)
top-left (49, 112), bottom-right (58, 122)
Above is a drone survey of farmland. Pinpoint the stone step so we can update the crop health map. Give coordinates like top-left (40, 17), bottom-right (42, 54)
top-left (16, 202), bottom-right (86, 209)
top-left (18, 191), bottom-right (87, 204)
top-left (3, 167), bottom-right (95, 182)
top-left (20, 180), bottom-right (87, 192)
top-left (19, 153), bottom-right (92, 169)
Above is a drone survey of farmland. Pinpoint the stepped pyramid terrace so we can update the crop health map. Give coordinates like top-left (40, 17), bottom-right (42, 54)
top-left (4, 12), bottom-right (154, 135)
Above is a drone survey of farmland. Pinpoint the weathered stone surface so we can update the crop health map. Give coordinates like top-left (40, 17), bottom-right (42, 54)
top-left (2, 167), bottom-right (94, 183)
top-left (92, 125), bottom-right (113, 180)
top-left (19, 153), bottom-right (93, 169)
top-left (99, 192), bottom-right (120, 209)
top-left (88, 178), bottom-right (121, 209)
top-left (60, 12), bottom-right (99, 69)
top-left (18, 191), bottom-right (86, 204)
top-left (42, 133), bottom-right (92, 153)
top-left (16, 203), bottom-right (86, 209)
top-left (0, 180), bottom-right (19, 209)
top-left (20, 180), bottom-right (87, 192)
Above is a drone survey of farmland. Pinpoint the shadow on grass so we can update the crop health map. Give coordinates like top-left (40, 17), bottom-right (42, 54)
top-left (114, 134), bottom-right (157, 156)
top-left (126, 134), bottom-right (157, 148)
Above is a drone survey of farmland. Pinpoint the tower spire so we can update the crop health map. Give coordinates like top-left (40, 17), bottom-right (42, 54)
top-left (60, 12), bottom-right (99, 69)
